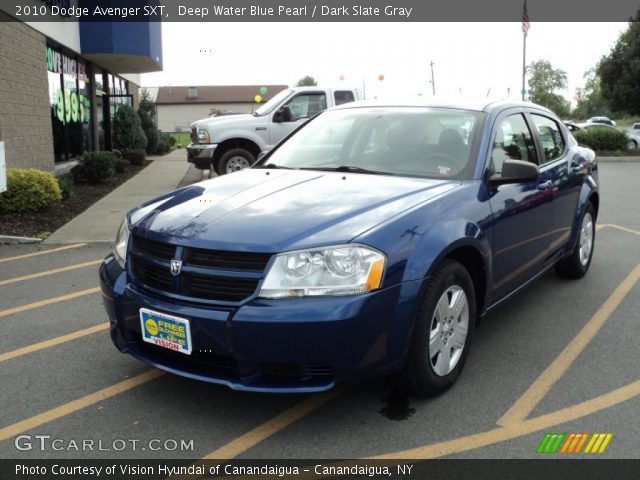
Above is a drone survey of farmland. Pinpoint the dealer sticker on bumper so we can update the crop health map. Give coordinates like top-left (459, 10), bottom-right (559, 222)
top-left (140, 308), bottom-right (192, 355)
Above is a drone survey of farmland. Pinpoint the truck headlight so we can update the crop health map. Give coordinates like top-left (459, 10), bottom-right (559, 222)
top-left (259, 245), bottom-right (385, 298)
top-left (197, 129), bottom-right (211, 143)
top-left (114, 218), bottom-right (130, 269)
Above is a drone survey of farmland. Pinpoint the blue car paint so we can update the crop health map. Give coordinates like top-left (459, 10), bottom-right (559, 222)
top-left (100, 100), bottom-right (599, 392)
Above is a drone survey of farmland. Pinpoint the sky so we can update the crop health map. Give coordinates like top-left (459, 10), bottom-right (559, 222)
top-left (141, 22), bottom-right (627, 103)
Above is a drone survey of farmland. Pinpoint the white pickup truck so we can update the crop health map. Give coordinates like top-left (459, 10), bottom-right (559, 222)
top-left (187, 86), bottom-right (362, 175)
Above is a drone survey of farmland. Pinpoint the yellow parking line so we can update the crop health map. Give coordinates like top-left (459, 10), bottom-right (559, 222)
top-left (0, 323), bottom-right (109, 363)
top-left (0, 260), bottom-right (102, 287)
top-left (202, 391), bottom-right (341, 459)
top-left (497, 263), bottom-right (640, 426)
top-left (374, 380), bottom-right (640, 459)
top-left (0, 287), bottom-right (100, 319)
top-left (0, 243), bottom-right (87, 263)
top-left (0, 370), bottom-right (163, 442)
top-left (607, 224), bottom-right (640, 236)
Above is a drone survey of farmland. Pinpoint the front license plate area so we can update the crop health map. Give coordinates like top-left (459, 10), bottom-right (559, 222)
top-left (139, 308), bottom-right (192, 355)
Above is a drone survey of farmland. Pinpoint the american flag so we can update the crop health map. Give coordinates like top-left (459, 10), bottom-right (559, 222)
top-left (522, 0), bottom-right (530, 36)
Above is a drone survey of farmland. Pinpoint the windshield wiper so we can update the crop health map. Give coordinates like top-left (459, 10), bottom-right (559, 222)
top-left (300, 165), bottom-right (391, 175)
top-left (258, 163), bottom-right (292, 169)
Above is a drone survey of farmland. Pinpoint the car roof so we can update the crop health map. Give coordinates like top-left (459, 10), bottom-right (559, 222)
top-left (331, 97), bottom-right (555, 115)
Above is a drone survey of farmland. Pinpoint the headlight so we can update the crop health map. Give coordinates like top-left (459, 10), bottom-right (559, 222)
top-left (197, 128), bottom-right (211, 143)
top-left (259, 245), bottom-right (385, 298)
top-left (114, 218), bottom-right (130, 269)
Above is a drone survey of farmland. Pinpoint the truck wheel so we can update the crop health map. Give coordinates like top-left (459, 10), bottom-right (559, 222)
top-left (217, 148), bottom-right (255, 175)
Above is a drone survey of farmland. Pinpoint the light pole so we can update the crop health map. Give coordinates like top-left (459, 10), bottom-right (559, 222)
top-left (429, 61), bottom-right (436, 96)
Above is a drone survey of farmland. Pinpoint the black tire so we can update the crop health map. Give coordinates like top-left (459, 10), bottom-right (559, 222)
top-left (393, 260), bottom-right (476, 397)
top-left (555, 203), bottom-right (596, 279)
top-left (627, 139), bottom-right (638, 150)
top-left (216, 148), bottom-right (255, 175)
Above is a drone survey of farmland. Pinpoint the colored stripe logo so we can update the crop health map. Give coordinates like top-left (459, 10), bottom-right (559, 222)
top-left (537, 433), bottom-right (613, 454)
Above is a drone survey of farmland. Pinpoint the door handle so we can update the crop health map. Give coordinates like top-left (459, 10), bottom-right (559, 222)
top-left (537, 180), bottom-right (552, 191)
top-left (571, 164), bottom-right (587, 175)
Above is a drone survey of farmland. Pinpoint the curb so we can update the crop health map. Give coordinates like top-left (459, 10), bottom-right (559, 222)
top-left (598, 157), bottom-right (640, 162)
top-left (0, 235), bottom-right (43, 245)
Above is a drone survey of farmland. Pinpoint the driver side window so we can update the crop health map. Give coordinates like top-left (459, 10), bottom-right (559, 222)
top-left (285, 93), bottom-right (327, 121)
top-left (491, 114), bottom-right (538, 175)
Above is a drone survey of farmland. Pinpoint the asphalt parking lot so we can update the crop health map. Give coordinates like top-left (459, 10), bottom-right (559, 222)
top-left (1, 162), bottom-right (639, 462)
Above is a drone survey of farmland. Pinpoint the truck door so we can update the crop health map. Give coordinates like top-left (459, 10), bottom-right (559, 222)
top-left (270, 92), bottom-right (327, 146)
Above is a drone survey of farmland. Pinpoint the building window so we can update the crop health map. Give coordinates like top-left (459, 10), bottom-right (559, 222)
top-left (46, 43), bottom-right (93, 162)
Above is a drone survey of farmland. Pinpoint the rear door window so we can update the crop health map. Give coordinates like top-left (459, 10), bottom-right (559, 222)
top-left (530, 114), bottom-right (565, 163)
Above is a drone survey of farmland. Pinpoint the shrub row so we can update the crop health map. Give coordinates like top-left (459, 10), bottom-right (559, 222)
top-left (573, 128), bottom-right (629, 152)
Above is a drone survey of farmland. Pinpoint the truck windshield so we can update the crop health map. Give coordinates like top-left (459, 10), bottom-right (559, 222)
top-left (262, 107), bottom-right (484, 180)
top-left (254, 89), bottom-right (293, 116)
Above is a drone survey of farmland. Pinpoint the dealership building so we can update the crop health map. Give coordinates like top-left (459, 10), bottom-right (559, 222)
top-left (0, 2), bottom-right (163, 175)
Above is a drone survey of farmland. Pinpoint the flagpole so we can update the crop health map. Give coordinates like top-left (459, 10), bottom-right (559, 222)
top-left (522, 32), bottom-right (526, 101)
top-left (521, 0), bottom-right (529, 101)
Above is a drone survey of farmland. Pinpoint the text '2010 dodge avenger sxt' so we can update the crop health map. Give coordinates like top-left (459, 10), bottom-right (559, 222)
top-left (100, 100), bottom-right (598, 396)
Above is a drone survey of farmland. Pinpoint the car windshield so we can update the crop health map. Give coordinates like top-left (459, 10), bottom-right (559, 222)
top-left (263, 107), bottom-right (484, 179)
top-left (253, 89), bottom-right (294, 116)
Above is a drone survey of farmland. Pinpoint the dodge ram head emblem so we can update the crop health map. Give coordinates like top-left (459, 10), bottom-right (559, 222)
top-left (170, 259), bottom-right (182, 276)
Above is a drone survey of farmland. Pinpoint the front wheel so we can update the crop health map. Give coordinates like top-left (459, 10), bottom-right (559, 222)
top-left (217, 148), bottom-right (256, 175)
top-left (393, 260), bottom-right (476, 397)
top-left (555, 203), bottom-right (596, 279)
top-left (627, 139), bottom-right (638, 150)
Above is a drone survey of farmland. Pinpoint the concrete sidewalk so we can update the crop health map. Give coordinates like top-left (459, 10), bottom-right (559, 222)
top-left (45, 149), bottom-right (202, 244)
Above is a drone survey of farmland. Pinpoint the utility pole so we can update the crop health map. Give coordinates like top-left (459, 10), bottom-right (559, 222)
top-left (429, 61), bottom-right (436, 96)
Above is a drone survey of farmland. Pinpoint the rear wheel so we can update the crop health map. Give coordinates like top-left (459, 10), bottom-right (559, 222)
top-left (393, 260), bottom-right (476, 397)
top-left (556, 203), bottom-right (596, 279)
top-left (627, 139), bottom-right (638, 150)
top-left (217, 148), bottom-right (255, 175)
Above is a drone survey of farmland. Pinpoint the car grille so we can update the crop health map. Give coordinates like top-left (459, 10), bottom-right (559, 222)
top-left (191, 127), bottom-right (198, 144)
top-left (129, 235), bottom-right (270, 303)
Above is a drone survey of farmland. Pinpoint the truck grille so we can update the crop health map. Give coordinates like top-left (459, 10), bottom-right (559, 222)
top-left (191, 127), bottom-right (198, 144)
top-left (129, 235), bottom-right (270, 303)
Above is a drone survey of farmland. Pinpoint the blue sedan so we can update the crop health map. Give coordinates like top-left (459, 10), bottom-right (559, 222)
top-left (100, 100), bottom-right (598, 396)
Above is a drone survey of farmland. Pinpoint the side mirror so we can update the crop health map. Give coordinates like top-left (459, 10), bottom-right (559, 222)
top-left (274, 105), bottom-right (292, 123)
top-left (489, 159), bottom-right (539, 187)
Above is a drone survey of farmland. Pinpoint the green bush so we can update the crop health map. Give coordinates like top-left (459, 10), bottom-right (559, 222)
top-left (176, 144), bottom-right (183, 149)
top-left (168, 135), bottom-right (177, 147)
top-left (156, 140), bottom-right (168, 155)
top-left (0, 168), bottom-right (62, 213)
top-left (138, 109), bottom-right (159, 154)
top-left (573, 128), bottom-right (629, 152)
top-left (83, 151), bottom-right (116, 183)
top-left (57, 177), bottom-right (73, 200)
top-left (112, 105), bottom-right (147, 151)
top-left (125, 148), bottom-right (146, 166)
top-left (114, 158), bottom-right (129, 173)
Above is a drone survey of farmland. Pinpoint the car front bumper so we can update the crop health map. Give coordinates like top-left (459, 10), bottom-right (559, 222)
top-left (186, 143), bottom-right (218, 169)
top-left (100, 255), bottom-right (422, 393)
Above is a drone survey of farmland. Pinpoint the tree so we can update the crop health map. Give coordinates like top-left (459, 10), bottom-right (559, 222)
top-left (138, 88), bottom-right (156, 121)
top-left (527, 60), bottom-right (571, 118)
top-left (572, 69), bottom-right (612, 120)
top-left (295, 75), bottom-right (317, 87)
top-left (598, 11), bottom-right (640, 115)
top-left (138, 109), bottom-right (159, 154)
top-left (112, 105), bottom-right (147, 151)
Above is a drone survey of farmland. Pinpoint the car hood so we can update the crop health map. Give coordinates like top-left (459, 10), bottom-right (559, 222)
top-left (130, 169), bottom-right (458, 252)
top-left (192, 114), bottom-right (256, 129)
